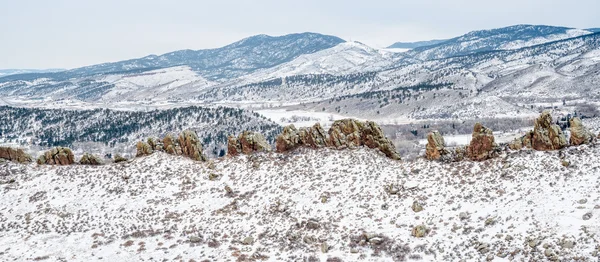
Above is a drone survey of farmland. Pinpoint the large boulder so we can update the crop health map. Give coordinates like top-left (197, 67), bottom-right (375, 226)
top-left (38, 147), bottom-right (75, 165)
top-left (466, 123), bottom-right (499, 161)
top-left (328, 119), bottom-right (401, 160)
top-left (425, 131), bottom-right (447, 160)
top-left (228, 131), bottom-right (270, 156)
top-left (569, 117), bottom-right (594, 145)
top-left (531, 111), bottom-right (567, 151)
top-left (0, 147), bottom-right (32, 163)
top-left (178, 130), bottom-right (207, 161)
top-left (275, 123), bottom-right (330, 153)
top-left (79, 153), bottom-right (103, 165)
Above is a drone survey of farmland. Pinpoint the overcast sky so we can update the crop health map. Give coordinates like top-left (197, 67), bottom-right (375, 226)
top-left (2, 0), bottom-right (599, 69)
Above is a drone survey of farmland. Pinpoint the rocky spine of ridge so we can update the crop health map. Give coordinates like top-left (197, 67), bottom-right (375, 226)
top-left (425, 131), bottom-right (447, 160)
top-left (227, 131), bottom-right (271, 156)
top-left (276, 119), bottom-right (401, 160)
top-left (0, 147), bottom-right (32, 163)
top-left (510, 111), bottom-right (567, 151)
top-left (466, 123), bottom-right (499, 161)
top-left (136, 130), bottom-right (207, 161)
top-left (569, 117), bottom-right (595, 146)
top-left (37, 147), bottom-right (75, 165)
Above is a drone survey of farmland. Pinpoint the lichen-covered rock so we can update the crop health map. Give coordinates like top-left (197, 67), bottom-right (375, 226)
top-left (79, 153), bottom-right (103, 165)
top-left (38, 147), bottom-right (75, 165)
top-left (136, 141), bottom-right (153, 157)
top-left (466, 123), bottom-right (499, 161)
top-left (228, 131), bottom-right (270, 156)
top-left (178, 130), bottom-right (207, 161)
top-left (0, 147), bottom-right (32, 163)
top-left (275, 123), bottom-right (329, 152)
top-left (328, 119), bottom-right (401, 160)
top-left (569, 117), bottom-right (594, 145)
top-left (532, 111), bottom-right (567, 151)
top-left (425, 131), bottom-right (447, 160)
top-left (510, 111), bottom-right (567, 151)
top-left (328, 119), bottom-right (363, 148)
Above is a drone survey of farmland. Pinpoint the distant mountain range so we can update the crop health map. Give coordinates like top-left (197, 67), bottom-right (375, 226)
top-left (387, 39), bottom-right (448, 49)
top-left (1, 24), bottom-right (599, 121)
top-left (0, 69), bottom-right (64, 77)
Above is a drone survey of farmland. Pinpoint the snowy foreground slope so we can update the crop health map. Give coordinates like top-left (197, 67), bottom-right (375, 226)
top-left (1, 147), bottom-right (599, 261)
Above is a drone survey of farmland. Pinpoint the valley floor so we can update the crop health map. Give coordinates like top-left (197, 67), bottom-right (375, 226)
top-left (0, 146), bottom-right (599, 261)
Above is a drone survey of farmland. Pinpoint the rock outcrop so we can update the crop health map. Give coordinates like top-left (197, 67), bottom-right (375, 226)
top-left (466, 123), bottom-right (499, 161)
top-left (113, 154), bottom-right (128, 163)
top-left (37, 147), bottom-right (75, 165)
top-left (510, 111), bottom-right (567, 151)
top-left (136, 140), bottom-right (154, 157)
top-left (275, 120), bottom-right (401, 160)
top-left (569, 117), bottom-right (594, 145)
top-left (276, 123), bottom-right (329, 152)
top-left (79, 153), bottom-right (103, 165)
top-left (328, 119), bottom-right (401, 160)
top-left (178, 130), bottom-right (207, 161)
top-left (135, 130), bottom-right (207, 161)
top-left (425, 131), bottom-right (447, 160)
top-left (228, 131), bottom-right (271, 156)
top-left (0, 147), bottom-right (32, 163)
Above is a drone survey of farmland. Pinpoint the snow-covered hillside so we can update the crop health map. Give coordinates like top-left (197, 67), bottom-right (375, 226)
top-left (1, 146), bottom-right (598, 261)
top-left (401, 25), bottom-right (593, 61)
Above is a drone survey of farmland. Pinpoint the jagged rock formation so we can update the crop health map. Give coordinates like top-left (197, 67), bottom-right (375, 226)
top-left (510, 111), bottom-right (567, 151)
top-left (178, 130), bottom-right (207, 161)
top-left (227, 131), bottom-right (271, 156)
top-left (0, 147), bottom-right (32, 163)
top-left (466, 123), bottom-right (499, 161)
top-left (276, 119), bottom-right (401, 160)
top-left (328, 119), bottom-right (401, 160)
top-left (37, 147), bottom-right (75, 165)
top-left (569, 117), bottom-right (594, 145)
top-left (79, 153), bottom-right (103, 165)
top-left (135, 130), bottom-right (207, 161)
top-left (425, 131), bottom-right (448, 160)
top-left (275, 124), bottom-right (329, 152)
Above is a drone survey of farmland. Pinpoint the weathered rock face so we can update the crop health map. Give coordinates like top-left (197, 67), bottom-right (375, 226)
top-left (328, 119), bottom-right (401, 160)
top-left (466, 123), bottom-right (499, 161)
top-left (425, 131), bottom-right (447, 160)
top-left (510, 111), bottom-right (567, 151)
top-left (275, 124), bottom-right (329, 153)
top-left (0, 147), bottom-right (32, 163)
top-left (569, 117), bottom-right (594, 146)
top-left (532, 111), bottom-right (567, 151)
top-left (135, 130), bottom-right (206, 161)
top-left (178, 130), bottom-right (207, 161)
top-left (37, 147), bottom-right (75, 165)
top-left (228, 131), bottom-right (270, 156)
top-left (275, 119), bottom-right (401, 160)
top-left (79, 153), bottom-right (103, 165)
